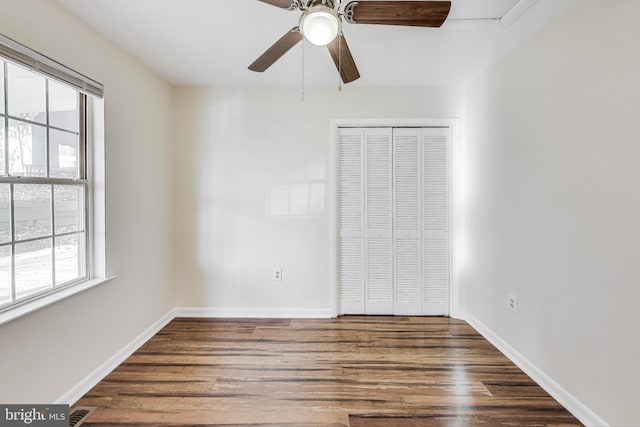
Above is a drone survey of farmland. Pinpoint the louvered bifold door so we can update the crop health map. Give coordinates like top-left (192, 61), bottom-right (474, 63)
top-left (364, 128), bottom-right (394, 314)
top-left (393, 128), bottom-right (422, 315)
top-left (422, 127), bottom-right (451, 315)
top-left (338, 128), bottom-right (365, 314)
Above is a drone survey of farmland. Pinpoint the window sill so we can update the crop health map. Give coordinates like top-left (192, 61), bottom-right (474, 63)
top-left (0, 276), bottom-right (117, 326)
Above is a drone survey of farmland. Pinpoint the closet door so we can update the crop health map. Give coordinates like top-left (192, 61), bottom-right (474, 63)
top-left (337, 126), bottom-right (450, 316)
top-left (337, 128), bottom-right (365, 314)
top-left (364, 128), bottom-right (393, 314)
top-left (393, 128), bottom-right (422, 315)
top-left (422, 127), bottom-right (450, 315)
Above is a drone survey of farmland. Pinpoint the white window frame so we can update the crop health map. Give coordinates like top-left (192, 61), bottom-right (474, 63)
top-left (0, 33), bottom-right (112, 325)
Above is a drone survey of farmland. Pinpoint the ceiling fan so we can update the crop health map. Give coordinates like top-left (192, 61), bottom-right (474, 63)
top-left (249, 0), bottom-right (452, 84)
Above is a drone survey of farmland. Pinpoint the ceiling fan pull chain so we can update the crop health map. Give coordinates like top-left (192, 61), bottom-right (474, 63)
top-left (301, 38), bottom-right (305, 102)
top-left (338, 31), bottom-right (343, 92)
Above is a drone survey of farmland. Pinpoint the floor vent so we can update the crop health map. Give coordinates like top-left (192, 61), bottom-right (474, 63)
top-left (69, 406), bottom-right (97, 427)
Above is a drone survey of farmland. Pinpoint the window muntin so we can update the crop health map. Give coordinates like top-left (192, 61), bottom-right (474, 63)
top-left (0, 58), bottom-right (88, 310)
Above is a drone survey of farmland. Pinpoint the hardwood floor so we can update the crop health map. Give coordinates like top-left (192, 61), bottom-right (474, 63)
top-left (75, 317), bottom-right (582, 426)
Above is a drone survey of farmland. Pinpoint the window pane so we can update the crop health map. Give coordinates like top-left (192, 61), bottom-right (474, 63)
top-left (0, 246), bottom-right (10, 306)
top-left (0, 62), bottom-right (5, 115)
top-left (0, 184), bottom-right (10, 244)
top-left (55, 233), bottom-right (85, 285)
top-left (7, 64), bottom-right (46, 124)
top-left (49, 80), bottom-right (78, 132)
top-left (0, 117), bottom-right (5, 176)
top-left (15, 238), bottom-right (52, 300)
top-left (54, 185), bottom-right (84, 234)
top-left (14, 184), bottom-right (51, 241)
top-left (8, 119), bottom-right (47, 177)
top-left (50, 129), bottom-right (79, 179)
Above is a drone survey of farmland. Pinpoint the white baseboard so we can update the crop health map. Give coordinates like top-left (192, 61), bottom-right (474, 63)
top-left (56, 306), bottom-right (332, 404)
top-left (172, 306), bottom-right (333, 319)
top-left (464, 312), bottom-right (608, 427)
top-left (55, 309), bottom-right (175, 405)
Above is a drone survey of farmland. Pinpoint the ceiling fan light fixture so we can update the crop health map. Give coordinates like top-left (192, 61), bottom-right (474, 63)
top-left (300, 6), bottom-right (341, 46)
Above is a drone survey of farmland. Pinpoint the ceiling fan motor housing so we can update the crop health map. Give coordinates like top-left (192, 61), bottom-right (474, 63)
top-left (304, 0), bottom-right (338, 10)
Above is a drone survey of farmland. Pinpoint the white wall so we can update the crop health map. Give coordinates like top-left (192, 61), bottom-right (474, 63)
top-left (463, 1), bottom-right (640, 425)
top-left (173, 86), bottom-right (463, 312)
top-left (0, 0), bottom-right (174, 402)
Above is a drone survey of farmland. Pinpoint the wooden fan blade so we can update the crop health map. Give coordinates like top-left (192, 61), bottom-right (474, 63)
top-left (249, 27), bottom-right (303, 72)
top-left (257, 0), bottom-right (295, 9)
top-left (347, 1), bottom-right (451, 27)
top-left (327, 34), bottom-right (360, 84)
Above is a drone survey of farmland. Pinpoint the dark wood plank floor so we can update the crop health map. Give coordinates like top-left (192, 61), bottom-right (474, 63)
top-left (75, 316), bottom-right (582, 426)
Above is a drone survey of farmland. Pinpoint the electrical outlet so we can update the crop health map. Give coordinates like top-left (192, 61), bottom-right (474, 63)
top-left (508, 293), bottom-right (517, 312)
top-left (273, 268), bottom-right (283, 281)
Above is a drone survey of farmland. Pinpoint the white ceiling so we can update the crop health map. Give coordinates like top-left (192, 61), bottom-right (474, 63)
top-left (55, 0), bottom-right (580, 87)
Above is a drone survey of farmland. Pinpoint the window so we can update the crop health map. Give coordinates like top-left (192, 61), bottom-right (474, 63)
top-left (0, 59), bottom-right (87, 308)
top-left (0, 33), bottom-right (105, 320)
